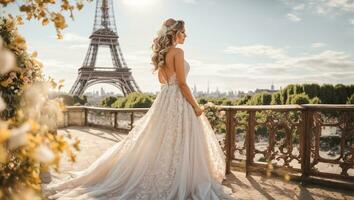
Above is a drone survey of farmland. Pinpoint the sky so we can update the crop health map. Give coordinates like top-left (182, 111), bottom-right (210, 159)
top-left (2, 0), bottom-right (354, 94)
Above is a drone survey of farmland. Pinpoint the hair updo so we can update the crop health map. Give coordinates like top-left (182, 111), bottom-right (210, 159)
top-left (151, 18), bottom-right (185, 73)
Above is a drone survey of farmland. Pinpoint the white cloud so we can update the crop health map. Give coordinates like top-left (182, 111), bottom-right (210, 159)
top-left (224, 45), bottom-right (288, 60)
top-left (286, 13), bottom-right (302, 22)
top-left (293, 4), bottom-right (305, 11)
top-left (221, 44), bottom-right (354, 86)
top-left (324, 0), bottom-right (354, 12)
top-left (350, 18), bottom-right (354, 24)
top-left (282, 0), bottom-right (354, 15)
top-left (311, 42), bottom-right (327, 48)
top-left (291, 50), bottom-right (354, 70)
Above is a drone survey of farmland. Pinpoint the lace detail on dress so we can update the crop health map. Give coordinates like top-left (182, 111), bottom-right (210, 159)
top-left (43, 59), bottom-right (236, 200)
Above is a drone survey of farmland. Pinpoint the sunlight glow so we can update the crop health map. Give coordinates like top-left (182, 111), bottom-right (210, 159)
top-left (122, 0), bottom-right (159, 7)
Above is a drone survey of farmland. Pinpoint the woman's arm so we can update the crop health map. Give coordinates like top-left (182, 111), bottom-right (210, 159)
top-left (174, 48), bottom-right (200, 110)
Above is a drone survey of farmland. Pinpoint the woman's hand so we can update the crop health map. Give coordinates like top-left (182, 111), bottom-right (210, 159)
top-left (194, 106), bottom-right (204, 117)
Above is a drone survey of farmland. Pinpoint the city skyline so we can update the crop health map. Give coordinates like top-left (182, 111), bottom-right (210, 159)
top-left (3, 0), bottom-right (354, 94)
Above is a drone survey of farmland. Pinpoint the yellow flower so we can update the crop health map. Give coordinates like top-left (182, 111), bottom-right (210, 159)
top-left (33, 144), bottom-right (55, 164)
top-left (31, 51), bottom-right (38, 58)
top-left (13, 34), bottom-right (27, 50)
top-left (16, 16), bottom-right (24, 25)
top-left (0, 128), bottom-right (10, 143)
top-left (284, 174), bottom-right (290, 182)
top-left (28, 119), bottom-right (40, 132)
top-left (72, 138), bottom-right (80, 151)
top-left (42, 18), bottom-right (49, 26)
top-left (77, 1), bottom-right (84, 10)
top-left (0, 144), bottom-right (7, 163)
top-left (52, 13), bottom-right (67, 30)
top-left (0, 78), bottom-right (13, 87)
top-left (8, 122), bottom-right (31, 149)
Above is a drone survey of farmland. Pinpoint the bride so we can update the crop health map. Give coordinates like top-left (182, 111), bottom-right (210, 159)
top-left (43, 18), bottom-right (236, 200)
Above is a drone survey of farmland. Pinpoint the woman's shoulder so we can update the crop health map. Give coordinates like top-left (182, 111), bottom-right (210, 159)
top-left (168, 47), bottom-right (184, 55)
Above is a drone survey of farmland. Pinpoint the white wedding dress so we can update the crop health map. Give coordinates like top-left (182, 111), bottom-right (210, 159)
top-left (44, 60), bottom-right (236, 200)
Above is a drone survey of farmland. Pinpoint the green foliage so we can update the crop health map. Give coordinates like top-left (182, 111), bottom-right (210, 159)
top-left (303, 83), bottom-right (320, 99)
top-left (222, 99), bottom-right (233, 105)
top-left (112, 92), bottom-right (153, 108)
top-left (310, 97), bottom-right (321, 104)
top-left (334, 84), bottom-right (349, 104)
top-left (293, 84), bottom-right (303, 94)
top-left (101, 96), bottom-right (118, 107)
top-left (202, 102), bottom-right (226, 134)
top-left (112, 97), bottom-right (127, 108)
top-left (73, 95), bottom-right (87, 105)
top-left (237, 95), bottom-right (252, 105)
top-left (249, 92), bottom-right (272, 105)
top-left (347, 93), bottom-right (354, 104)
top-left (289, 93), bottom-right (310, 104)
top-left (271, 92), bottom-right (282, 105)
top-left (319, 84), bottom-right (336, 104)
top-left (197, 97), bottom-right (208, 105)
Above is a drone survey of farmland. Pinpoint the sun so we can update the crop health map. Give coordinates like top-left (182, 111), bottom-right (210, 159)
top-left (122, 0), bottom-right (159, 7)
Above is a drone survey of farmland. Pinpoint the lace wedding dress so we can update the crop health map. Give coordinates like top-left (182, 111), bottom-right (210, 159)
top-left (43, 60), bottom-right (236, 200)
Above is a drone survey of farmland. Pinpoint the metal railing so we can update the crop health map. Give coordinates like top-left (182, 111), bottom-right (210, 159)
top-left (60, 104), bottom-right (354, 188)
top-left (60, 106), bottom-right (148, 132)
top-left (219, 104), bottom-right (354, 188)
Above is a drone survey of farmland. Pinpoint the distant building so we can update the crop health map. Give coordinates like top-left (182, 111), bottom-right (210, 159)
top-left (254, 83), bottom-right (278, 94)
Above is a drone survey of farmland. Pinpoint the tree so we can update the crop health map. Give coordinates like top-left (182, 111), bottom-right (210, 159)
top-left (197, 97), bottom-right (208, 105)
top-left (248, 92), bottom-right (272, 105)
top-left (73, 95), bottom-right (87, 105)
top-left (303, 83), bottom-right (320, 99)
top-left (101, 96), bottom-right (118, 107)
top-left (281, 84), bottom-right (295, 104)
top-left (290, 93), bottom-right (310, 105)
top-left (310, 97), bottom-right (321, 104)
top-left (237, 95), bottom-right (252, 105)
top-left (334, 84), bottom-right (349, 104)
top-left (124, 92), bottom-right (153, 108)
top-left (112, 98), bottom-right (124, 108)
top-left (347, 94), bottom-right (354, 104)
top-left (294, 84), bottom-right (303, 94)
top-left (320, 84), bottom-right (336, 104)
top-left (271, 92), bottom-right (282, 105)
top-left (112, 93), bottom-right (153, 108)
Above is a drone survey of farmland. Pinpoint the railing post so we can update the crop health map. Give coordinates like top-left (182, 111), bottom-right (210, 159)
top-left (114, 111), bottom-right (118, 129)
top-left (84, 107), bottom-right (88, 126)
top-left (225, 109), bottom-right (234, 174)
top-left (301, 108), bottom-right (313, 184)
top-left (130, 112), bottom-right (134, 130)
top-left (246, 111), bottom-right (255, 176)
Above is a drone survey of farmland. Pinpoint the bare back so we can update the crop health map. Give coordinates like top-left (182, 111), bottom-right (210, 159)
top-left (158, 48), bottom-right (178, 85)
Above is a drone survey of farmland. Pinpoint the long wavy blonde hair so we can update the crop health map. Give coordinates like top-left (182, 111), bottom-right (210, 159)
top-left (151, 18), bottom-right (185, 73)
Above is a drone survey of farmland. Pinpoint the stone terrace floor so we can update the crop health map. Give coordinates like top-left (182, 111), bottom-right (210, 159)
top-left (43, 126), bottom-right (354, 200)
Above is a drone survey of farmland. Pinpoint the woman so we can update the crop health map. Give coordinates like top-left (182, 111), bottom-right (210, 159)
top-left (44, 18), bottom-right (236, 200)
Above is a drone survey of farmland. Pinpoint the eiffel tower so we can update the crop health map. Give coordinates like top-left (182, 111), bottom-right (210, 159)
top-left (69, 0), bottom-right (141, 96)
